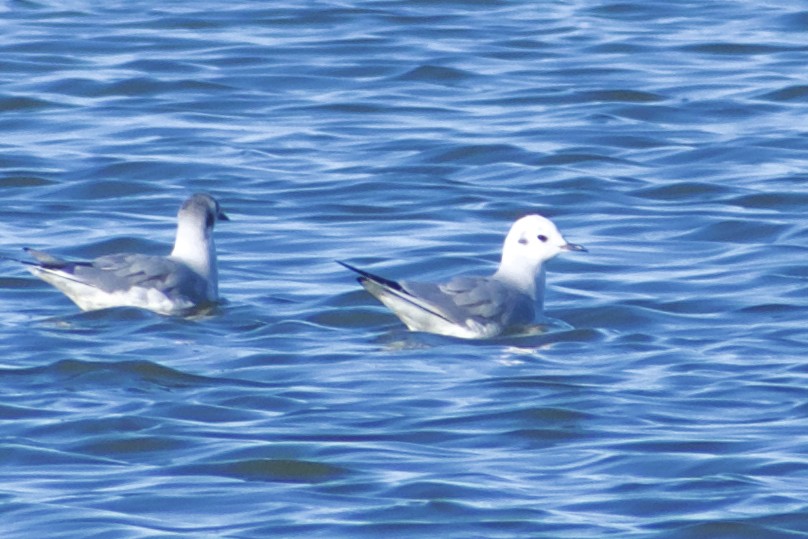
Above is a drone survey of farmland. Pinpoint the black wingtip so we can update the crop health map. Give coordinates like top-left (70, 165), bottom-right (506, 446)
top-left (337, 260), bottom-right (458, 327)
top-left (336, 260), bottom-right (377, 279)
top-left (337, 260), bottom-right (405, 292)
top-left (336, 260), bottom-right (360, 273)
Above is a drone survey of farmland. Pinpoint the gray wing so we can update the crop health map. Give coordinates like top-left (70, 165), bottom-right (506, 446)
top-left (27, 250), bottom-right (206, 300)
top-left (404, 276), bottom-right (536, 329)
top-left (83, 254), bottom-right (206, 298)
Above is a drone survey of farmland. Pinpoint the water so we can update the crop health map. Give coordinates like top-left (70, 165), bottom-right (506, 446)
top-left (1, 1), bottom-right (807, 537)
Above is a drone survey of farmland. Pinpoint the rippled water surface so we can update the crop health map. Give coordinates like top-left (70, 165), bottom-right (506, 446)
top-left (2, 1), bottom-right (808, 537)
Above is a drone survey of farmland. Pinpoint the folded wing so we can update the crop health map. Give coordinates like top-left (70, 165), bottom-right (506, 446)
top-left (340, 261), bottom-right (535, 338)
top-left (24, 249), bottom-right (207, 312)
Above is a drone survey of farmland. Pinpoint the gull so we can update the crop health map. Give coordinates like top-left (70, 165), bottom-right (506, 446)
top-left (339, 214), bottom-right (585, 339)
top-left (18, 193), bottom-right (228, 316)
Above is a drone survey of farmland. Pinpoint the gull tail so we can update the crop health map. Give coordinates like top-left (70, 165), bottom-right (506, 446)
top-left (337, 260), bottom-right (455, 327)
top-left (3, 248), bottom-right (48, 266)
top-left (2, 248), bottom-right (62, 269)
top-left (12, 248), bottom-right (92, 287)
top-left (23, 248), bottom-right (75, 268)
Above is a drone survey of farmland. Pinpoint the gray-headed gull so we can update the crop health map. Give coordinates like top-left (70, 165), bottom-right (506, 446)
top-left (20, 193), bottom-right (228, 315)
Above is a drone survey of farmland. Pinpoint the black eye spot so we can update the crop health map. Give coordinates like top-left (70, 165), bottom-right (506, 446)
top-left (538, 234), bottom-right (548, 243)
top-left (206, 210), bottom-right (215, 228)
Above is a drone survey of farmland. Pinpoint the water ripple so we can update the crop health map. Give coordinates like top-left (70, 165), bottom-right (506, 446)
top-left (1, 0), bottom-right (808, 537)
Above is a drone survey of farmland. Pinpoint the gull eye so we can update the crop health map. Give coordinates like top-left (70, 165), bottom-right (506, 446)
top-left (537, 234), bottom-right (548, 243)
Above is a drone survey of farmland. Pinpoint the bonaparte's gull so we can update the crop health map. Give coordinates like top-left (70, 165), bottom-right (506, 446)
top-left (340, 214), bottom-right (585, 339)
top-left (19, 193), bottom-right (228, 315)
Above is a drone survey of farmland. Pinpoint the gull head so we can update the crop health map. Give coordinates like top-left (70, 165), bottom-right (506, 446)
top-left (494, 214), bottom-right (585, 296)
top-left (504, 214), bottom-right (586, 264)
top-left (171, 193), bottom-right (228, 278)
top-left (178, 193), bottom-right (230, 237)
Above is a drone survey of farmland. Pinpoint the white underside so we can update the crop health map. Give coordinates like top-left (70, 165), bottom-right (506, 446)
top-left (29, 268), bottom-right (196, 315)
top-left (370, 288), bottom-right (501, 339)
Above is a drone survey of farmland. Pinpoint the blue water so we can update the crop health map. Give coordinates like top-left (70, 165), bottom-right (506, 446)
top-left (1, 1), bottom-right (807, 537)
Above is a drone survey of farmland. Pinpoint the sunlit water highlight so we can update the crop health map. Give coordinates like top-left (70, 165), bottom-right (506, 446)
top-left (1, 1), bottom-right (807, 538)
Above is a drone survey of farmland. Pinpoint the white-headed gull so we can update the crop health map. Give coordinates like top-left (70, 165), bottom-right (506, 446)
top-left (340, 214), bottom-right (585, 339)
